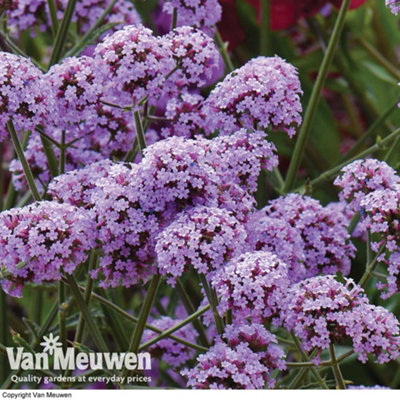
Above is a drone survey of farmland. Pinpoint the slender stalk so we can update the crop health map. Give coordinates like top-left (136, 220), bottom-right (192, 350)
top-left (283, 0), bottom-right (352, 192)
top-left (133, 110), bottom-right (147, 157)
top-left (366, 231), bottom-right (372, 266)
top-left (358, 37), bottom-right (400, 81)
top-left (358, 243), bottom-right (386, 288)
top-left (342, 101), bottom-right (399, 162)
top-left (384, 136), bottom-right (400, 163)
top-left (48, 0), bottom-right (78, 67)
top-left (176, 279), bottom-right (209, 347)
top-left (260, 0), bottom-right (270, 56)
top-left (214, 29), bottom-right (234, 73)
top-left (59, 130), bottom-right (66, 175)
top-left (139, 306), bottom-right (209, 352)
top-left (290, 332), bottom-right (328, 389)
top-left (62, 277), bottom-right (208, 352)
top-left (348, 213), bottom-right (360, 235)
top-left (47, 0), bottom-right (59, 37)
top-left (7, 121), bottom-right (40, 201)
top-left (58, 282), bottom-right (67, 351)
top-left (122, 274), bottom-right (161, 377)
top-left (297, 127), bottom-right (400, 192)
top-left (65, 0), bottom-right (119, 58)
top-left (40, 132), bottom-right (59, 177)
top-left (171, 8), bottom-right (178, 30)
top-left (329, 343), bottom-right (346, 389)
top-left (199, 274), bottom-right (224, 335)
top-left (65, 274), bottom-right (108, 353)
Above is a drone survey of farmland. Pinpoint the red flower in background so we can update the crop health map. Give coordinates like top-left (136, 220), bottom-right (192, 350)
top-left (218, 0), bottom-right (366, 48)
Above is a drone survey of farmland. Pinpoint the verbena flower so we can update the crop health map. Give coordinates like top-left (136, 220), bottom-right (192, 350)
top-left (245, 213), bottom-right (306, 283)
top-left (156, 206), bottom-right (247, 284)
top-left (142, 316), bottom-right (198, 367)
top-left (161, 93), bottom-right (209, 138)
top-left (0, 52), bottom-right (52, 141)
top-left (165, 26), bottom-right (221, 88)
top-left (334, 159), bottom-right (400, 212)
top-left (386, 0), bottom-right (400, 14)
top-left (204, 56), bottom-right (303, 137)
top-left (0, 201), bottom-right (95, 297)
top-left (264, 194), bottom-right (356, 278)
top-left (162, 0), bottom-right (222, 36)
top-left (205, 129), bottom-right (278, 193)
top-left (181, 341), bottom-right (272, 389)
top-left (359, 187), bottom-right (400, 298)
top-left (211, 251), bottom-right (290, 325)
top-left (94, 24), bottom-right (175, 108)
top-left (283, 275), bottom-right (400, 364)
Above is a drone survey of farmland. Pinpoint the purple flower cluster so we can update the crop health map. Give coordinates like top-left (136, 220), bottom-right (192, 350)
top-left (205, 129), bottom-right (278, 193)
top-left (166, 26), bottom-right (221, 88)
top-left (211, 251), bottom-right (290, 325)
top-left (161, 93), bottom-right (208, 138)
top-left (142, 316), bottom-right (198, 367)
top-left (245, 213), bottom-right (306, 283)
top-left (0, 52), bottom-right (52, 141)
top-left (182, 323), bottom-right (285, 389)
top-left (162, 0), bottom-right (222, 36)
top-left (0, 201), bottom-right (95, 297)
top-left (264, 194), bottom-right (356, 279)
top-left (386, 0), bottom-right (400, 14)
top-left (204, 56), bottom-right (303, 137)
top-left (283, 275), bottom-right (400, 364)
top-left (94, 24), bottom-right (174, 108)
top-left (156, 206), bottom-right (247, 284)
top-left (334, 159), bottom-right (400, 212)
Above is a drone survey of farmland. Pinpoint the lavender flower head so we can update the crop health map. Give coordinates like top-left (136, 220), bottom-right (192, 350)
top-left (265, 194), bottom-right (356, 279)
top-left (162, 0), bottom-right (222, 36)
top-left (0, 201), bottom-right (95, 297)
top-left (94, 24), bottom-right (175, 108)
top-left (205, 129), bottom-right (278, 193)
top-left (359, 186), bottom-right (400, 298)
top-left (165, 26), bottom-right (221, 88)
top-left (245, 213), bottom-right (306, 283)
top-left (161, 93), bottom-right (209, 138)
top-left (142, 316), bottom-right (198, 367)
top-left (204, 56), bottom-right (303, 137)
top-left (0, 52), bottom-right (52, 141)
top-left (334, 159), bottom-right (400, 212)
top-left (155, 206), bottom-right (247, 285)
top-left (137, 136), bottom-right (219, 214)
top-left (386, 0), bottom-right (400, 14)
top-left (211, 251), bottom-right (290, 325)
top-left (283, 275), bottom-right (400, 364)
top-left (181, 341), bottom-right (272, 389)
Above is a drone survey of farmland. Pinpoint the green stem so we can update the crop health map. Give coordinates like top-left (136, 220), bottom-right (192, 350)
top-left (7, 121), bottom-right (41, 201)
top-left (366, 230), bottom-right (372, 266)
top-left (329, 343), bottom-right (346, 389)
top-left (62, 277), bottom-right (207, 352)
top-left (358, 37), bottom-right (400, 81)
top-left (48, 0), bottom-right (78, 67)
top-left (297, 127), bottom-right (400, 192)
top-left (40, 132), bottom-right (59, 178)
top-left (47, 0), bottom-right (59, 37)
top-left (384, 136), bottom-right (400, 163)
top-left (358, 243), bottom-right (386, 288)
top-left (133, 110), bottom-right (147, 157)
top-left (260, 0), bottom-right (270, 56)
top-left (199, 274), bottom-right (224, 335)
top-left (58, 282), bottom-right (67, 351)
top-left (122, 274), bottom-right (161, 377)
top-left (65, 0), bottom-right (119, 58)
top-left (348, 213), bottom-right (360, 235)
top-left (59, 130), bottom-right (66, 175)
top-left (214, 29), bottom-right (234, 73)
top-left (0, 290), bottom-right (9, 383)
top-left (290, 332), bottom-right (328, 389)
top-left (176, 279), bottom-right (209, 347)
top-left (283, 0), bottom-right (352, 193)
top-left (171, 8), bottom-right (178, 30)
top-left (342, 101), bottom-right (399, 162)
top-left (65, 274), bottom-right (108, 353)
top-left (139, 305), bottom-right (209, 352)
